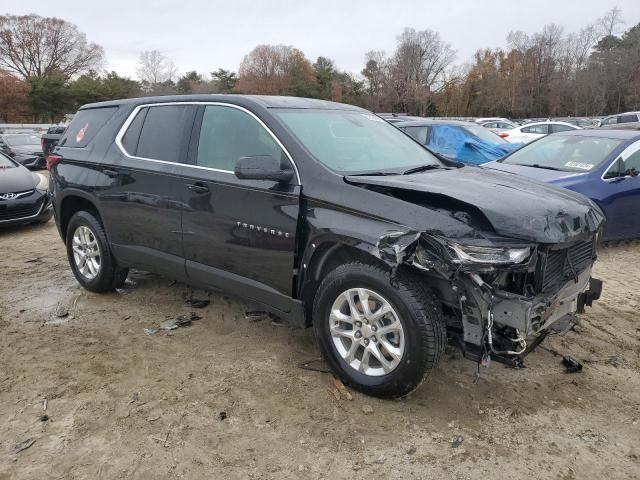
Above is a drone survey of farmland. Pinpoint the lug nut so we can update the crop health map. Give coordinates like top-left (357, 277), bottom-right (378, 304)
top-left (355, 321), bottom-right (362, 327)
top-left (371, 325), bottom-right (377, 332)
top-left (363, 338), bottom-right (370, 346)
top-left (355, 331), bottom-right (362, 338)
top-left (372, 336), bottom-right (377, 342)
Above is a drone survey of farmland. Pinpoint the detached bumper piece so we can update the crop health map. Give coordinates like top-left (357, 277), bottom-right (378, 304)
top-left (576, 277), bottom-right (602, 313)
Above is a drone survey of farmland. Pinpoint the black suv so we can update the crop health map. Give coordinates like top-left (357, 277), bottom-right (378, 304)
top-left (49, 95), bottom-right (604, 398)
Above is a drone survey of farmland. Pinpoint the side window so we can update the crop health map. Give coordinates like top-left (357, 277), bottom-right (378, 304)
top-left (483, 122), bottom-right (498, 128)
top-left (522, 124), bottom-right (549, 134)
top-left (135, 105), bottom-right (195, 162)
top-left (603, 116), bottom-right (618, 125)
top-left (619, 114), bottom-right (638, 124)
top-left (121, 107), bottom-right (147, 155)
top-left (403, 126), bottom-right (429, 145)
top-left (550, 124), bottom-right (575, 133)
top-left (60, 107), bottom-right (118, 148)
top-left (624, 150), bottom-right (640, 172)
top-left (196, 105), bottom-right (285, 171)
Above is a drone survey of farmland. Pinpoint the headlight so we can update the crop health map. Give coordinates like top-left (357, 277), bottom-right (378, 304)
top-left (448, 242), bottom-right (530, 265)
top-left (34, 173), bottom-right (49, 192)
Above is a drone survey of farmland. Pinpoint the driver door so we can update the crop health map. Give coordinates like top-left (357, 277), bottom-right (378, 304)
top-left (179, 104), bottom-right (301, 312)
top-left (604, 141), bottom-right (640, 239)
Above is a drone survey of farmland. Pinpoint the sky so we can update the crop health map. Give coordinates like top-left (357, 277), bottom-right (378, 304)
top-left (4, 0), bottom-right (640, 79)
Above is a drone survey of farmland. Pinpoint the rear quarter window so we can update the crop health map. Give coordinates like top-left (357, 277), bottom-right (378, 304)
top-left (60, 107), bottom-right (118, 148)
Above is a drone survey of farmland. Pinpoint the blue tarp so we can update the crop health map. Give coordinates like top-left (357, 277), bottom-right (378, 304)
top-left (428, 125), bottom-right (520, 164)
top-left (455, 138), bottom-right (520, 165)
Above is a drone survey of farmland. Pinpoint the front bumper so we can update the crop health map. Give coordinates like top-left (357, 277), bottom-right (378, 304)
top-left (0, 192), bottom-right (53, 227)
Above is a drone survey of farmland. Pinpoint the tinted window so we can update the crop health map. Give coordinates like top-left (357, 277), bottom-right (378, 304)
top-left (197, 105), bottom-right (284, 171)
top-left (61, 107), bottom-right (118, 148)
top-left (275, 109), bottom-right (441, 173)
top-left (550, 124), bottom-right (575, 133)
top-left (121, 107), bottom-right (147, 155)
top-left (136, 105), bottom-right (194, 162)
top-left (501, 135), bottom-right (623, 172)
top-left (522, 124), bottom-right (549, 134)
top-left (624, 147), bottom-right (640, 172)
top-left (619, 114), bottom-right (639, 124)
top-left (403, 126), bottom-right (429, 144)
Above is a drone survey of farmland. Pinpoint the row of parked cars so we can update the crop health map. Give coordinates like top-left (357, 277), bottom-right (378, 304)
top-left (0, 95), bottom-right (636, 398)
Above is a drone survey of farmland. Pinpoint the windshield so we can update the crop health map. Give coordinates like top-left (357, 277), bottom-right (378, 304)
top-left (4, 134), bottom-right (40, 146)
top-left (274, 109), bottom-right (442, 173)
top-left (500, 135), bottom-right (623, 172)
top-left (463, 123), bottom-right (507, 145)
top-left (0, 152), bottom-right (17, 168)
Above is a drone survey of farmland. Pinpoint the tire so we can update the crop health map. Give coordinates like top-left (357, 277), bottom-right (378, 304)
top-left (65, 210), bottom-right (128, 292)
top-left (313, 262), bottom-right (445, 399)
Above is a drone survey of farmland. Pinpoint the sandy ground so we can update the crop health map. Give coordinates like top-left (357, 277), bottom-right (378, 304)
top-left (0, 220), bottom-right (639, 480)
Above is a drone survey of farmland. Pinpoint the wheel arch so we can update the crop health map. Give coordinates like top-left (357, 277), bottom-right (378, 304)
top-left (58, 191), bottom-right (103, 244)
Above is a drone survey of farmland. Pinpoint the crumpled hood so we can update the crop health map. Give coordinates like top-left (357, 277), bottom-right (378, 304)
top-left (345, 166), bottom-right (604, 244)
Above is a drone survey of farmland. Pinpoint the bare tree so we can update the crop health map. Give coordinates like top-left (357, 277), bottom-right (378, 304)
top-left (0, 14), bottom-right (104, 79)
top-left (599, 7), bottom-right (625, 37)
top-left (136, 50), bottom-right (178, 85)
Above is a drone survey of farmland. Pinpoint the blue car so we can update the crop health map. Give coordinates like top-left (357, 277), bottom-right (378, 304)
top-left (395, 119), bottom-right (520, 165)
top-left (487, 129), bottom-right (640, 241)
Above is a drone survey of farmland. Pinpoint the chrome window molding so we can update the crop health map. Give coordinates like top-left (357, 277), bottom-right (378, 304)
top-left (601, 139), bottom-right (640, 182)
top-left (114, 101), bottom-right (301, 185)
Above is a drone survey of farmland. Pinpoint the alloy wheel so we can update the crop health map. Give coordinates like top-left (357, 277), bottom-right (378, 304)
top-left (71, 225), bottom-right (101, 280)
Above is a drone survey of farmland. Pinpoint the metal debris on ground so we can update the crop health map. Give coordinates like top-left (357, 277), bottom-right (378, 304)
top-left (451, 436), bottom-right (464, 448)
top-left (244, 310), bottom-right (279, 322)
top-left (14, 438), bottom-right (35, 453)
top-left (144, 312), bottom-right (203, 335)
top-left (298, 359), bottom-right (332, 373)
top-left (562, 355), bottom-right (583, 373)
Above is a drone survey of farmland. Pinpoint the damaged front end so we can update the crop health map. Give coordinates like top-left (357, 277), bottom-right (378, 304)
top-left (376, 230), bottom-right (602, 367)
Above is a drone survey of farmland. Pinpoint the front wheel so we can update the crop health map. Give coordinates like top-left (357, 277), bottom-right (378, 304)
top-left (65, 211), bottom-right (128, 292)
top-left (313, 262), bottom-right (446, 398)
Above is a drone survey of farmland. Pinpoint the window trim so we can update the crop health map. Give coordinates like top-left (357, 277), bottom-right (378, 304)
top-left (601, 139), bottom-right (640, 182)
top-left (115, 101), bottom-right (301, 184)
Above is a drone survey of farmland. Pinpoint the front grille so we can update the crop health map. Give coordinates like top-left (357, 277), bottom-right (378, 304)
top-left (0, 202), bottom-right (42, 221)
top-left (538, 239), bottom-right (595, 292)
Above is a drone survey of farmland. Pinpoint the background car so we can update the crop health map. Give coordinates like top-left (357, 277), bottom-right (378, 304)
top-left (477, 119), bottom-right (519, 136)
top-left (486, 129), bottom-right (640, 241)
top-left (502, 121), bottom-right (581, 144)
top-left (0, 151), bottom-right (52, 227)
top-left (599, 112), bottom-right (640, 130)
top-left (395, 119), bottom-right (520, 164)
top-left (0, 133), bottom-right (46, 169)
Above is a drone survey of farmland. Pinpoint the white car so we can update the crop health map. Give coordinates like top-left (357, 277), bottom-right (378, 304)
top-left (502, 121), bottom-right (580, 144)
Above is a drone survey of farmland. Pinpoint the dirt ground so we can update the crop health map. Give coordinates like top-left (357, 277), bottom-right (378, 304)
top-left (0, 220), bottom-right (638, 480)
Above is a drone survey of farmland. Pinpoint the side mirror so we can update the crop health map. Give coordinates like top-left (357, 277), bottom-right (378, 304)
top-left (234, 155), bottom-right (294, 183)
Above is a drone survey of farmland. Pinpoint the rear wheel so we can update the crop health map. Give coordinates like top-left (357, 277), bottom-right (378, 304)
top-left (313, 262), bottom-right (445, 398)
top-left (65, 211), bottom-right (128, 292)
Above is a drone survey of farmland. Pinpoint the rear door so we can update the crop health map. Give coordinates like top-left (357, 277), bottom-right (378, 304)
top-left (180, 104), bottom-right (300, 312)
top-left (99, 103), bottom-right (196, 281)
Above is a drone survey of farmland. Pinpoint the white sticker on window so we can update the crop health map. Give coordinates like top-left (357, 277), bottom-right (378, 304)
top-left (362, 114), bottom-right (385, 123)
top-left (564, 161), bottom-right (593, 170)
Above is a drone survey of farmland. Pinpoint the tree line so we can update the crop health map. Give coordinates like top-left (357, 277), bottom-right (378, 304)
top-left (0, 9), bottom-right (638, 123)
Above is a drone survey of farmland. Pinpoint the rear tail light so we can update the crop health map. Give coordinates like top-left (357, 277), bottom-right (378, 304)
top-left (46, 154), bottom-right (62, 170)
top-left (499, 132), bottom-right (509, 138)
top-left (41, 138), bottom-right (45, 151)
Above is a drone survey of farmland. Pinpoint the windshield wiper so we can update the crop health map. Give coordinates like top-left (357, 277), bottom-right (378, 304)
top-left (510, 163), bottom-right (563, 171)
top-left (348, 171), bottom-right (400, 176)
top-left (402, 164), bottom-right (444, 175)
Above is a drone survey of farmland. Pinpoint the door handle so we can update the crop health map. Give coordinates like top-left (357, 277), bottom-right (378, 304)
top-left (187, 182), bottom-right (210, 193)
